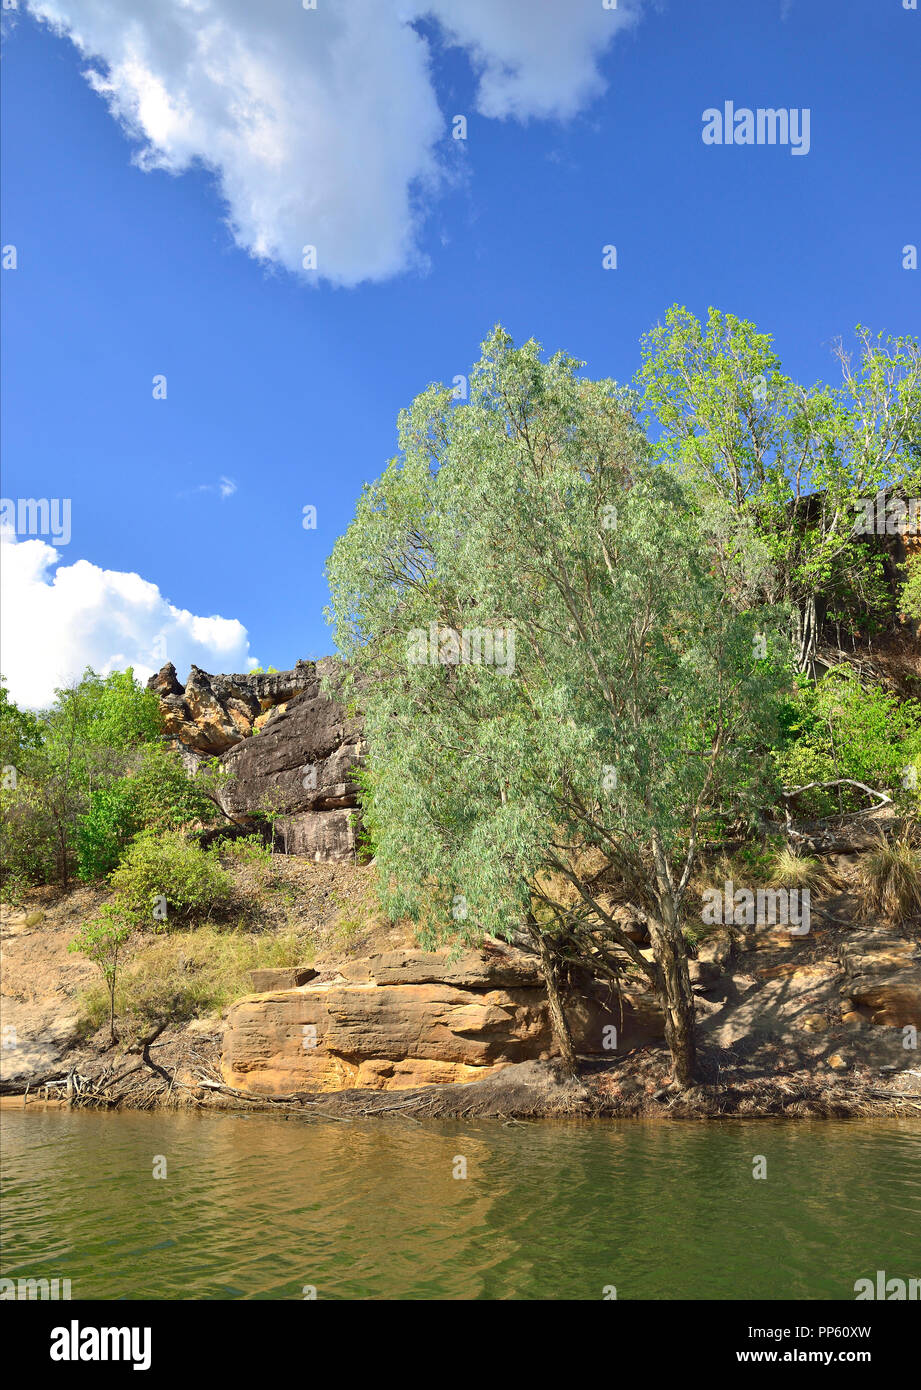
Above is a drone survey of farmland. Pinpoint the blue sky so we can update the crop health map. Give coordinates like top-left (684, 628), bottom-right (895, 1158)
top-left (1, 0), bottom-right (918, 706)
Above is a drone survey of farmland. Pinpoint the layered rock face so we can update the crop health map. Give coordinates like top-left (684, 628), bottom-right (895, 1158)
top-left (148, 660), bottom-right (319, 753)
top-left (221, 941), bottom-right (665, 1094)
top-left (838, 932), bottom-right (921, 1027)
top-left (217, 660), bottom-right (364, 861)
top-left (148, 658), bottom-right (364, 861)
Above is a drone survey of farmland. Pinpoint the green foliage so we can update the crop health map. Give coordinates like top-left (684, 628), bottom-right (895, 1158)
top-left (219, 833), bottom-right (277, 887)
top-left (0, 667), bottom-right (163, 890)
top-left (127, 743), bottom-right (218, 834)
top-left (774, 668), bottom-right (921, 814)
top-left (74, 783), bottom-right (140, 881)
top-left (1, 665), bottom-right (222, 890)
top-left (73, 745), bottom-right (218, 882)
top-left (350, 766), bottom-right (379, 862)
top-left (900, 559), bottom-right (921, 622)
top-left (109, 830), bottom-right (233, 929)
top-left (327, 324), bottom-right (790, 945)
top-left (69, 902), bottom-right (133, 1041)
top-left (638, 307), bottom-right (921, 652)
top-left (0, 681), bottom-right (54, 893)
top-left (220, 834), bottom-right (273, 869)
top-left (1, 778), bottom-right (58, 894)
top-left (68, 668), bottom-right (163, 751)
top-left (0, 677), bottom-right (42, 767)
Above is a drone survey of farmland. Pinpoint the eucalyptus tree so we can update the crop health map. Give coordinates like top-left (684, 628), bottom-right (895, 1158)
top-left (639, 307), bottom-right (921, 671)
top-left (327, 328), bottom-right (788, 1087)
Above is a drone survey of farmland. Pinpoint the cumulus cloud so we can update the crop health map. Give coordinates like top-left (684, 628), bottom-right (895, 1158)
top-left (425, 0), bottom-right (634, 121)
top-left (0, 533), bottom-right (256, 709)
top-left (24, 0), bottom-right (642, 286)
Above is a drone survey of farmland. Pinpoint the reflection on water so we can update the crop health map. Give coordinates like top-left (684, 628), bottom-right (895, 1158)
top-left (1, 1110), bottom-right (919, 1300)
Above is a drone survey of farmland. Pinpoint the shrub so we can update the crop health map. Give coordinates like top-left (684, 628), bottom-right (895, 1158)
top-left (775, 668), bottom-right (921, 815)
top-left (220, 834), bottom-right (274, 870)
top-left (856, 830), bottom-right (921, 924)
top-left (219, 833), bottom-right (277, 890)
top-left (900, 558), bottom-right (921, 623)
top-left (68, 902), bottom-right (133, 1042)
top-left (0, 781), bottom-right (58, 892)
top-left (109, 830), bottom-right (232, 929)
top-left (75, 783), bottom-right (139, 881)
top-left (127, 743), bottom-right (219, 835)
top-left (74, 746), bottom-right (220, 882)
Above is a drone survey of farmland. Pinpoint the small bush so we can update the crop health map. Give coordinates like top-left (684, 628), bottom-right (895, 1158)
top-left (109, 830), bottom-right (232, 929)
top-left (0, 782), bottom-right (58, 891)
top-left (221, 835), bottom-right (274, 870)
top-left (766, 846), bottom-right (828, 892)
top-left (74, 746), bottom-right (220, 882)
top-left (75, 783), bottom-right (139, 881)
top-left (774, 669), bottom-right (921, 816)
top-left (127, 743), bottom-right (219, 835)
top-left (900, 558), bottom-right (921, 623)
top-left (68, 902), bottom-right (133, 1042)
top-left (857, 831), bottom-right (921, 924)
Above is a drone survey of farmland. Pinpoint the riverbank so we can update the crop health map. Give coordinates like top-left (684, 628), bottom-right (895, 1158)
top-left (5, 1033), bottom-right (920, 1122)
top-left (3, 840), bottom-right (920, 1122)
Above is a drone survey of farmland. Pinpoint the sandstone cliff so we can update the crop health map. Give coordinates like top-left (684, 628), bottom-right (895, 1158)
top-left (221, 940), bottom-right (664, 1094)
top-left (147, 658), bottom-right (364, 861)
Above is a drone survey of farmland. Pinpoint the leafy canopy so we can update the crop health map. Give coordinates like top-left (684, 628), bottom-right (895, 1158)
top-left (327, 326), bottom-right (790, 949)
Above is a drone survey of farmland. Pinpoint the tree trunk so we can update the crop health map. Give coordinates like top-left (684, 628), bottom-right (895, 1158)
top-left (647, 829), bottom-right (697, 1088)
top-left (794, 593), bottom-right (818, 676)
top-left (527, 915), bottom-right (579, 1080)
top-left (645, 916), bottom-right (697, 1088)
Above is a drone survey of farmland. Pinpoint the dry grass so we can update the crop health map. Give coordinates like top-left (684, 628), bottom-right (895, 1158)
top-left (78, 925), bottom-right (314, 1039)
top-left (856, 830), bottom-right (921, 924)
top-left (766, 846), bottom-right (829, 892)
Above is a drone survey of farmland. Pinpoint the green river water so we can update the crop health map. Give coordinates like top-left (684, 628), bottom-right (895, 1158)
top-left (1, 1110), bottom-right (919, 1300)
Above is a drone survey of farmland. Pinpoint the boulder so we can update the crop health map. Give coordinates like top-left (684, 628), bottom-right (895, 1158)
top-left (843, 973), bottom-right (921, 1027)
top-left (248, 967), bottom-right (317, 993)
top-left (337, 942), bottom-right (544, 989)
top-left (221, 943), bottom-right (665, 1095)
top-left (838, 933), bottom-right (919, 979)
top-left (216, 660), bottom-right (364, 862)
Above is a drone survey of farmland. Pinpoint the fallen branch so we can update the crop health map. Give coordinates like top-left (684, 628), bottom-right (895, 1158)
top-left (781, 779), bottom-right (892, 808)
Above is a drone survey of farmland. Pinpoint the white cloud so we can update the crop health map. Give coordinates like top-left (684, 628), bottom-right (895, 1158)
top-left (24, 0), bottom-right (642, 286)
top-left (0, 532), bottom-right (255, 708)
top-left (425, 0), bottom-right (637, 121)
top-left (179, 476), bottom-right (237, 500)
